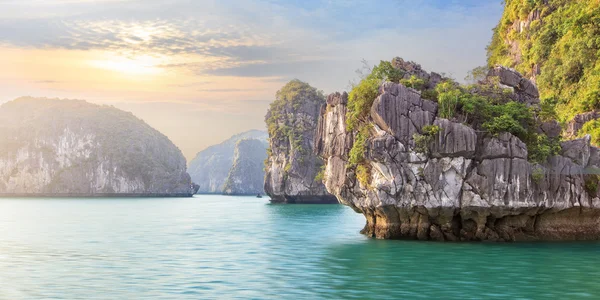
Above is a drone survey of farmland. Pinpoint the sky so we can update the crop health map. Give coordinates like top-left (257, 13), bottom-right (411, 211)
top-left (0, 0), bottom-right (503, 161)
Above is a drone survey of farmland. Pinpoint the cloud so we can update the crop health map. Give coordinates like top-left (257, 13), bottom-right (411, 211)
top-left (0, 0), bottom-right (503, 90)
top-left (197, 88), bottom-right (270, 93)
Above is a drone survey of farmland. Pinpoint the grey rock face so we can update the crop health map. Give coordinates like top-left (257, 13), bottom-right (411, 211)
top-left (538, 120), bottom-right (562, 139)
top-left (488, 66), bottom-right (540, 105)
top-left (0, 97), bottom-right (194, 196)
top-left (188, 130), bottom-right (268, 194)
top-left (370, 83), bottom-right (437, 147)
top-left (431, 119), bottom-right (477, 158)
top-left (565, 111), bottom-right (600, 138)
top-left (391, 57), bottom-right (443, 89)
top-left (561, 135), bottom-right (591, 166)
top-left (223, 139), bottom-right (268, 195)
top-left (264, 80), bottom-right (337, 204)
top-left (480, 132), bottom-right (527, 160)
top-left (317, 71), bottom-right (600, 241)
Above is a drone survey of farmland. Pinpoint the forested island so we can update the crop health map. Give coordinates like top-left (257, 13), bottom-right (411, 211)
top-left (0, 97), bottom-right (196, 196)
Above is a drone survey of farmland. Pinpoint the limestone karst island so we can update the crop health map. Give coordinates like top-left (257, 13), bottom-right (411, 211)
top-left (1, 0), bottom-right (600, 298)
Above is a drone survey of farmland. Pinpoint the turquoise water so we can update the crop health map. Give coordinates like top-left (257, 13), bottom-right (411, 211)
top-left (0, 196), bottom-right (599, 299)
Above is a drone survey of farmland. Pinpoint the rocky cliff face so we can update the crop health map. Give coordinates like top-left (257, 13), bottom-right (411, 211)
top-left (223, 139), bottom-right (268, 195)
top-left (0, 97), bottom-right (195, 196)
top-left (264, 80), bottom-right (337, 204)
top-left (188, 130), bottom-right (267, 194)
top-left (316, 63), bottom-right (600, 241)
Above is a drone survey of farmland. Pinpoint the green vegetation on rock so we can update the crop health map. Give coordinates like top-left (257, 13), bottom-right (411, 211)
top-left (345, 61), bottom-right (405, 182)
top-left (585, 174), bottom-right (600, 197)
top-left (487, 0), bottom-right (600, 123)
top-left (266, 79), bottom-right (325, 157)
top-left (400, 75), bottom-right (425, 91)
top-left (315, 164), bottom-right (326, 182)
top-left (413, 125), bottom-right (441, 154)
top-left (433, 78), bottom-right (560, 163)
top-left (580, 120), bottom-right (600, 145)
top-left (531, 166), bottom-right (545, 184)
top-left (347, 62), bottom-right (398, 132)
top-left (349, 124), bottom-right (371, 166)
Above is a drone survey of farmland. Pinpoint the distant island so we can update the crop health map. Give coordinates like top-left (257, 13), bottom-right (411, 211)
top-left (188, 130), bottom-right (268, 196)
top-left (223, 138), bottom-right (268, 196)
top-left (0, 97), bottom-right (196, 197)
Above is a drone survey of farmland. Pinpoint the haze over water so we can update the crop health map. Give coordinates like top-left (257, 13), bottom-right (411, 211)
top-left (0, 196), bottom-right (598, 299)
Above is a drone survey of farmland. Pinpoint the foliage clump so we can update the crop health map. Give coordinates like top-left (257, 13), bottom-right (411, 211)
top-left (579, 120), bottom-right (600, 145)
top-left (400, 75), bottom-right (425, 90)
top-left (432, 75), bottom-right (560, 163)
top-left (416, 125), bottom-right (441, 153)
top-left (585, 174), bottom-right (600, 196)
top-left (531, 166), bottom-right (545, 184)
top-left (349, 124), bottom-right (372, 166)
top-left (346, 61), bottom-right (406, 131)
top-left (356, 164), bottom-right (372, 188)
top-left (315, 164), bottom-right (326, 182)
top-left (413, 125), bottom-right (441, 154)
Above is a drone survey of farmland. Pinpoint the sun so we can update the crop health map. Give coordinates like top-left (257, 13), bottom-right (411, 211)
top-left (89, 54), bottom-right (164, 76)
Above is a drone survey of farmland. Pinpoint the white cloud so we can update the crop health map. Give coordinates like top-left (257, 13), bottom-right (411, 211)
top-left (0, 0), bottom-right (503, 91)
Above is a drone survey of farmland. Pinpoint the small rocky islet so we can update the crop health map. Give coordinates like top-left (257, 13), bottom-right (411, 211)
top-left (263, 80), bottom-right (337, 204)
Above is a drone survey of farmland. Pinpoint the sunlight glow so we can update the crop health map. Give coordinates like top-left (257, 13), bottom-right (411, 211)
top-left (89, 54), bottom-right (164, 76)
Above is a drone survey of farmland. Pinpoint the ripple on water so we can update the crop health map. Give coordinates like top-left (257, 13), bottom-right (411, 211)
top-left (0, 196), bottom-right (599, 299)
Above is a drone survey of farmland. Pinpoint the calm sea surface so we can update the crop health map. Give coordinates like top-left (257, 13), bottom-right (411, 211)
top-left (0, 195), bottom-right (600, 299)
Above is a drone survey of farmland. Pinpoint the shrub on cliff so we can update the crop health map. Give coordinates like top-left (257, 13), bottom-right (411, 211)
top-left (347, 74), bottom-right (380, 132)
top-left (413, 125), bottom-right (441, 154)
top-left (400, 75), bottom-right (425, 90)
top-left (347, 61), bottom-right (404, 131)
top-left (427, 77), bottom-right (559, 163)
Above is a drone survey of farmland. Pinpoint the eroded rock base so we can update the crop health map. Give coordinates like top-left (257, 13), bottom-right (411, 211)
top-left (269, 195), bottom-right (339, 204)
top-left (360, 206), bottom-right (600, 242)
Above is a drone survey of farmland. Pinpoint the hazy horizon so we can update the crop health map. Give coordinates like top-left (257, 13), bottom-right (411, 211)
top-left (0, 0), bottom-right (503, 161)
